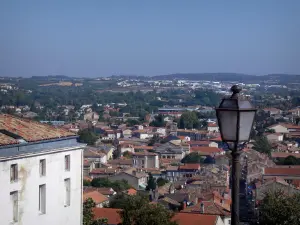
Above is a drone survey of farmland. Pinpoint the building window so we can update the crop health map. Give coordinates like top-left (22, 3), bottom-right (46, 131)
top-left (39, 159), bottom-right (46, 176)
top-left (65, 155), bottom-right (70, 171)
top-left (64, 178), bottom-right (71, 206)
top-left (228, 219), bottom-right (231, 225)
top-left (10, 191), bottom-right (18, 222)
top-left (39, 184), bottom-right (46, 214)
top-left (10, 164), bottom-right (18, 182)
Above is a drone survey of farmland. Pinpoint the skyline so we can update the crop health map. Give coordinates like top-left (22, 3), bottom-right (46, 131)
top-left (1, 1), bottom-right (300, 77)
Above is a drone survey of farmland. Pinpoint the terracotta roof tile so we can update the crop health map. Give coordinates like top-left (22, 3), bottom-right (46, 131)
top-left (264, 167), bottom-right (300, 176)
top-left (126, 188), bottom-right (137, 195)
top-left (83, 191), bottom-right (108, 204)
top-left (172, 213), bottom-right (218, 225)
top-left (190, 146), bottom-right (222, 154)
top-left (93, 208), bottom-right (122, 224)
top-left (179, 164), bottom-right (201, 170)
top-left (271, 152), bottom-right (300, 158)
top-left (0, 114), bottom-right (75, 144)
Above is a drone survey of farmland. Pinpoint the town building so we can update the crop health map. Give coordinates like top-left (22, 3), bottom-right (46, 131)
top-left (0, 114), bottom-right (85, 225)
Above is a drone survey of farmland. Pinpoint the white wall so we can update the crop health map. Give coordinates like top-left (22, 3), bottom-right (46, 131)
top-left (0, 147), bottom-right (83, 225)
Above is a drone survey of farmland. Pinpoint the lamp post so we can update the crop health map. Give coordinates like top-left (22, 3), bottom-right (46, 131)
top-left (215, 85), bottom-right (256, 225)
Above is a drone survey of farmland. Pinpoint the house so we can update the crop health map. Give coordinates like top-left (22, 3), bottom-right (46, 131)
top-left (164, 164), bottom-right (201, 181)
top-left (172, 213), bottom-right (225, 225)
top-left (89, 168), bottom-right (118, 179)
top-left (190, 146), bottom-right (224, 156)
top-left (133, 130), bottom-right (152, 139)
top-left (83, 191), bottom-right (109, 208)
top-left (118, 143), bottom-right (134, 154)
top-left (152, 127), bottom-right (166, 136)
top-left (132, 151), bottom-right (159, 168)
top-left (107, 158), bottom-right (133, 168)
top-left (263, 107), bottom-right (282, 115)
top-left (108, 169), bottom-right (148, 190)
top-left (265, 133), bottom-right (284, 142)
top-left (263, 167), bottom-right (300, 180)
top-left (122, 129), bottom-right (132, 138)
top-left (188, 140), bottom-right (219, 148)
top-left (0, 114), bottom-right (85, 225)
top-left (84, 111), bottom-right (99, 122)
top-left (93, 208), bottom-right (122, 225)
top-left (266, 124), bottom-right (289, 133)
top-left (207, 122), bottom-right (219, 133)
top-left (154, 142), bottom-right (189, 160)
top-left (83, 187), bottom-right (116, 198)
top-left (84, 147), bottom-right (108, 164)
top-left (22, 111), bottom-right (38, 118)
top-left (177, 129), bottom-right (209, 141)
top-left (280, 123), bottom-right (300, 133)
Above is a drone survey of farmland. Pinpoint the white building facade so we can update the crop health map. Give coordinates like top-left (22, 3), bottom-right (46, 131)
top-left (0, 139), bottom-right (85, 225)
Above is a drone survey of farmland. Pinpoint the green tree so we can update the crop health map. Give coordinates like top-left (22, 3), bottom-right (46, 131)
top-left (126, 119), bottom-right (140, 127)
top-left (181, 152), bottom-right (204, 164)
top-left (259, 191), bottom-right (300, 225)
top-left (123, 151), bottom-right (132, 158)
top-left (282, 155), bottom-right (300, 165)
top-left (111, 194), bottom-right (178, 225)
top-left (149, 114), bottom-right (165, 127)
top-left (156, 177), bottom-right (169, 187)
top-left (78, 129), bottom-right (98, 145)
top-left (253, 136), bottom-right (272, 156)
top-left (179, 111), bottom-right (199, 129)
top-left (83, 179), bottom-right (91, 186)
top-left (113, 147), bottom-right (121, 159)
top-left (83, 198), bottom-right (108, 225)
top-left (148, 134), bottom-right (161, 146)
top-left (91, 178), bottom-right (131, 192)
top-left (146, 173), bottom-right (156, 191)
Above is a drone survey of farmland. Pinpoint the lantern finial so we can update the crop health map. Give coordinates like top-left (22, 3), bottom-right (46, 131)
top-left (231, 85), bottom-right (242, 94)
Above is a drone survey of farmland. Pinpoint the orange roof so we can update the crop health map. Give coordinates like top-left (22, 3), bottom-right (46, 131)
top-left (90, 168), bottom-right (116, 174)
top-left (126, 188), bottom-right (137, 195)
top-left (188, 141), bottom-right (211, 145)
top-left (271, 152), bottom-right (300, 158)
top-left (209, 136), bottom-right (222, 141)
top-left (0, 114), bottom-right (75, 144)
top-left (0, 133), bottom-right (18, 146)
top-left (190, 146), bottom-right (222, 153)
top-left (207, 122), bottom-right (218, 127)
top-left (83, 176), bottom-right (92, 182)
top-left (179, 164), bottom-right (201, 170)
top-left (177, 136), bottom-right (187, 140)
top-left (264, 167), bottom-right (300, 176)
top-left (172, 213), bottom-right (218, 225)
top-left (83, 191), bottom-right (108, 204)
top-left (93, 208), bottom-right (122, 224)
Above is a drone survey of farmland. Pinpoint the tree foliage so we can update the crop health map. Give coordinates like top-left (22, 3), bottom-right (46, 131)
top-left (156, 177), bottom-right (169, 187)
top-left (146, 173), bottom-right (156, 191)
top-left (181, 152), bottom-right (204, 164)
top-left (110, 194), bottom-right (178, 225)
top-left (276, 155), bottom-right (300, 165)
top-left (91, 178), bottom-right (131, 192)
top-left (78, 129), bottom-right (98, 145)
top-left (149, 114), bottom-right (165, 127)
top-left (253, 136), bottom-right (272, 156)
top-left (259, 191), bottom-right (300, 225)
top-left (179, 111), bottom-right (199, 129)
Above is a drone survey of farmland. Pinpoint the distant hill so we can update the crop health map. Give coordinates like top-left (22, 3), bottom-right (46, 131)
top-left (151, 73), bottom-right (300, 84)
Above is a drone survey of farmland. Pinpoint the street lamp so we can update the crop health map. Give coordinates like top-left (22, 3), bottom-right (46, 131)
top-left (216, 85), bottom-right (256, 225)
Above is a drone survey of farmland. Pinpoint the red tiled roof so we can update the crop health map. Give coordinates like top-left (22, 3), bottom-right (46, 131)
top-left (93, 208), bottom-right (218, 225)
top-left (83, 191), bottom-right (108, 204)
top-left (181, 201), bottom-right (230, 216)
top-left (0, 133), bottom-right (18, 146)
top-left (271, 152), bottom-right (300, 158)
top-left (179, 164), bottom-right (200, 170)
top-left (89, 168), bottom-right (117, 174)
top-left (172, 213), bottom-right (218, 225)
top-left (93, 208), bottom-right (122, 224)
top-left (0, 114), bottom-right (75, 144)
top-left (279, 123), bottom-right (300, 129)
top-left (126, 188), bottom-right (137, 195)
top-left (207, 122), bottom-right (218, 127)
top-left (264, 167), bottom-right (300, 176)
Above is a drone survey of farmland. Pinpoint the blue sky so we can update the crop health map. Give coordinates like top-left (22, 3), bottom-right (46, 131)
top-left (0, 0), bottom-right (300, 77)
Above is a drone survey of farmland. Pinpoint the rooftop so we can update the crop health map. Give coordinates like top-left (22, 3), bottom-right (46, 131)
top-left (83, 191), bottom-right (108, 204)
top-left (0, 114), bottom-right (75, 145)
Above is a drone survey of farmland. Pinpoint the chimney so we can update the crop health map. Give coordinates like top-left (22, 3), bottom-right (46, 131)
top-left (182, 200), bottom-right (187, 210)
top-left (200, 202), bottom-right (205, 214)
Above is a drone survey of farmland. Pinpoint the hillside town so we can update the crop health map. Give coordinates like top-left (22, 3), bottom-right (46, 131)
top-left (2, 91), bottom-right (300, 224)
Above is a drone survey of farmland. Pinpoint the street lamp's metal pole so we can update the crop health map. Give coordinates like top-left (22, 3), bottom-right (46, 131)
top-left (231, 142), bottom-right (241, 225)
